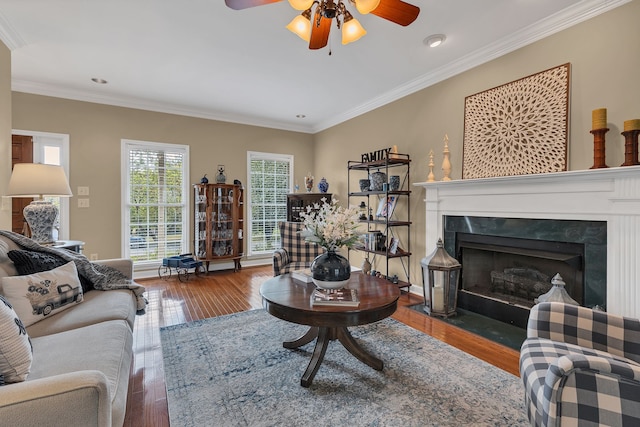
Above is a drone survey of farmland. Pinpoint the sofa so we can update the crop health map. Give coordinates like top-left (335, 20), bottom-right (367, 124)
top-left (520, 302), bottom-right (640, 427)
top-left (272, 221), bottom-right (324, 276)
top-left (0, 233), bottom-right (139, 427)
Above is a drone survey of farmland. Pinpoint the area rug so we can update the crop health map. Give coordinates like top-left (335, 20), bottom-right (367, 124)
top-left (161, 309), bottom-right (528, 426)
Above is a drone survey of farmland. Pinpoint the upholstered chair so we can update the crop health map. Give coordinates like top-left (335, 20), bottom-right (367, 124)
top-left (272, 222), bottom-right (324, 276)
top-left (520, 302), bottom-right (640, 427)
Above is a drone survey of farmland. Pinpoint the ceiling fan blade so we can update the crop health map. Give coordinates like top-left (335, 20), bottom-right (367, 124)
top-left (370, 0), bottom-right (420, 26)
top-left (309, 9), bottom-right (331, 50)
top-left (224, 0), bottom-right (282, 10)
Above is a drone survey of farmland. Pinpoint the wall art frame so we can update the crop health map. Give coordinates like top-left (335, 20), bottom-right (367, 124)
top-left (462, 63), bottom-right (570, 179)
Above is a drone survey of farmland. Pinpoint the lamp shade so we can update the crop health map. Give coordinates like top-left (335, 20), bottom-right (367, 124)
top-left (342, 15), bottom-right (366, 45)
top-left (355, 0), bottom-right (380, 14)
top-left (286, 14), bottom-right (312, 42)
top-left (7, 163), bottom-right (72, 198)
top-left (288, 0), bottom-right (314, 10)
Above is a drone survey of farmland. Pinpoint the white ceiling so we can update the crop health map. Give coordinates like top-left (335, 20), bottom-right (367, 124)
top-left (0, 0), bottom-right (628, 134)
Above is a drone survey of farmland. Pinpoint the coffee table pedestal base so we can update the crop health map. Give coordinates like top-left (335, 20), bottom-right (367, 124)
top-left (284, 326), bottom-right (383, 387)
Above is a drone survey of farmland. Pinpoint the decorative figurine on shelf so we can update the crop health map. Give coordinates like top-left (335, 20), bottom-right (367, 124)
top-left (389, 145), bottom-right (400, 159)
top-left (294, 183), bottom-right (300, 193)
top-left (305, 174), bottom-right (314, 192)
top-left (427, 150), bottom-right (435, 182)
top-left (216, 165), bottom-right (226, 183)
top-left (200, 174), bottom-right (209, 184)
top-left (318, 177), bottom-right (329, 193)
top-left (442, 134), bottom-right (452, 181)
top-left (358, 201), bottom-right (367, 220)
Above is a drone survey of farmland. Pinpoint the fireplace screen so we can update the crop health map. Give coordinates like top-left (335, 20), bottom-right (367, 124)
top-left (457, 233), bottom-right (584, 309)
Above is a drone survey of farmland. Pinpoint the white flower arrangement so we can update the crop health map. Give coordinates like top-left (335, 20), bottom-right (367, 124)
top-left (298, 197), bottom-right (362, 251)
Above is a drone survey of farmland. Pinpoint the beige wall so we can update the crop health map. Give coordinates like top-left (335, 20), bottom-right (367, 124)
top-left (11, 94), bottom-right (314, 258)
top-left (0, 40), bottom-right (11, 229)
top-left (314, 1), bottom-right (640, 284)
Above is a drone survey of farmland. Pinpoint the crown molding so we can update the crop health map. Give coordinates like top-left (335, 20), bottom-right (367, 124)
top-left (11, 79), bottom-right (314, 134)
top-left (0, 11), bottom-right (26, 50)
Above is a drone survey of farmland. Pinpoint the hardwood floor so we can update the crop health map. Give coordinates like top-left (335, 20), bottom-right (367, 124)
top-left (123, 265), bottom-right (520, 427)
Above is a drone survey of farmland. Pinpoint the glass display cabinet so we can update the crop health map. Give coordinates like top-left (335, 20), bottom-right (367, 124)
top-left (193, 183), bottom-right (244, 272)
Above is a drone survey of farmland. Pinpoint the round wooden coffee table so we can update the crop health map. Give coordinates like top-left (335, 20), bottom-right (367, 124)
top-left (260, 272), bottom-right (400, 387)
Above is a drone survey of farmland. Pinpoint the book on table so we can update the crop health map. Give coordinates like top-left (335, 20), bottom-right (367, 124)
top-left (291, 268), bottom-right (313, 283)
top-left (311, 288), bottom-right (360, 307)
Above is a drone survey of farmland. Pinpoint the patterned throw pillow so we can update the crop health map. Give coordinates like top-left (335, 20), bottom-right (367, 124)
top-left (1, 261), bottom-right (84, 327)
top-left (8, 250), bottom-right (93, 293)
top-left (0, 295), bottom-right (32, 384)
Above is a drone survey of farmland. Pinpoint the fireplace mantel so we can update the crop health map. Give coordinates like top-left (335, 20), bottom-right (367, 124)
top-left (414, 166), bottom-right (640, 318)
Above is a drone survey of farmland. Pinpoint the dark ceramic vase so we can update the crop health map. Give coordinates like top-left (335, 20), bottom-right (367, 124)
top-left (310, 250), bottom-right (351, 289)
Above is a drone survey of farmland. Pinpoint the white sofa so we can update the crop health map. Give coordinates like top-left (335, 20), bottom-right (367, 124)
top-left (0, 234), bottom-right (138, 427)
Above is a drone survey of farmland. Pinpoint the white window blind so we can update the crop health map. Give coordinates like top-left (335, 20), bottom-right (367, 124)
top-left (247, 152), bottom-right (292, 256)
top-left (122, 140), bottom-right (189, 265)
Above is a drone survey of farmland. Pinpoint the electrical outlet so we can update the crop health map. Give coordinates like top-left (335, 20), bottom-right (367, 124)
top-left (77, 186), bottom-right (90, 196)
top-left (90, 253), bottom-right (98, 261)
top-left (78, 198), bottom-right (90, 208)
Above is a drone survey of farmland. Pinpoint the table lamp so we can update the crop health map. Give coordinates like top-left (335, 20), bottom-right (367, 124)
top-left (7, 163), bottom-right (73, 244)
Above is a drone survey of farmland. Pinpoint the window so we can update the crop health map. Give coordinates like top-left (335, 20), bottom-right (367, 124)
top-left (247, 152), bottom-right (292, 256)
top-left (122, 140), bottom-right (189, 266)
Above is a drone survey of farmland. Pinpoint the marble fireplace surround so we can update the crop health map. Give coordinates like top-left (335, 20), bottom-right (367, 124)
top-left (414, 166), bottom-right (640, 318)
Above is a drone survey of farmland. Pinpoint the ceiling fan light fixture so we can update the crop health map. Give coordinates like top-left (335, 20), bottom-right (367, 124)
top-left (341, 11), bottom-right (366, 45)
top-left (355, 0), bottom-right (380, 14)
top-left (288, 0), bottom-right (314, 11)
top-left (424, 34), bottom-right (446, 48)
top-left (286, 9), bottom-right (313, 42)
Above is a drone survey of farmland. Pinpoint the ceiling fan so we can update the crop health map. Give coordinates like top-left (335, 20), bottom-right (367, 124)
top-left (224, 0), bottom-right (420, 49)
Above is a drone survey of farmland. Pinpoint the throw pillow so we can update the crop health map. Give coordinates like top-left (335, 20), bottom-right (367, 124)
top-left (0, 295), bottom-right (32, 384)
top-left (7, 250), bottom-right (94, 293)
top-left (1, 261), bottom-right (84, 327)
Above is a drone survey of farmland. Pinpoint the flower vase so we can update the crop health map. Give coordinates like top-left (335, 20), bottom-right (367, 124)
top-left (310, 250), bottom-right (351, 289)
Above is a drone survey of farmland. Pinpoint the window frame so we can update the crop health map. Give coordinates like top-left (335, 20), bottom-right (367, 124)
top-left (121, 139), bottom-right (190, 267)
top-left (246, 151), bottom-right (293, 257)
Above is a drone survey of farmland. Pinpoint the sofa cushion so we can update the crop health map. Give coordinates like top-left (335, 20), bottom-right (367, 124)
top-left (28, 319), bottom-right (133, 427)
top-left (1, 262), bottom-right (83, 327)
top-left (7, 249), bottom-right (93, 293)
top-left (0, 295), bottom-right (32, 384)
top-left (26, 288), bottom-right (136, 338)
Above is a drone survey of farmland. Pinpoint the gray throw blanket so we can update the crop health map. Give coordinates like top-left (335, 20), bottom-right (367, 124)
top-left (0, 230), bottom-right (146, 312)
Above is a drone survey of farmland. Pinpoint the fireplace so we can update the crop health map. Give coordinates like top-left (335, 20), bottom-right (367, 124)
top-left (414, 166), bottom-right (640, 319)
top-left (441, 216), bottom-right (606, 328)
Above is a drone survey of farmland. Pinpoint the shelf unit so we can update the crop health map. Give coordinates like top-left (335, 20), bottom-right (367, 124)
top-left (193, 183), bottom-right (244, 272)
top-left (347, 153), bottom-right (411, 290)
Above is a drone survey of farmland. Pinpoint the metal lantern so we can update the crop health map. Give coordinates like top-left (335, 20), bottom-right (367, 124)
top-left (421, 238), bottom-right (462, 318)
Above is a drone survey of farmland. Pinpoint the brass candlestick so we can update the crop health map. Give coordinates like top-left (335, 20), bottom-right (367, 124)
top-left (621, 130), bottom-right (640, 166)
top-left (589, 128), bottom-right (609, 169)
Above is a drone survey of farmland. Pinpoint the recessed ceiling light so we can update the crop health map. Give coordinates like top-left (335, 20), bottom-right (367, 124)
top-left (91, 78), bottom-right (108, 84)
top-left (423, 34), bottom-right (446, 48)
top-left (296, 114), bottom-right (306, 119)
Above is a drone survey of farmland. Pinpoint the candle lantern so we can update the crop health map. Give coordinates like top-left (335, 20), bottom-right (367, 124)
top-left (421, 238), bottom-right (462, 318)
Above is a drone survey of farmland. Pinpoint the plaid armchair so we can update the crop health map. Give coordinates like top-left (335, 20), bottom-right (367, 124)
top-left (520, 302), bottom-right (640, 427)
top-left (272, 221), bottom-right (325, 276)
